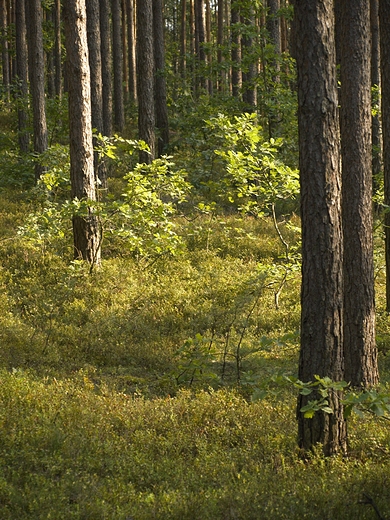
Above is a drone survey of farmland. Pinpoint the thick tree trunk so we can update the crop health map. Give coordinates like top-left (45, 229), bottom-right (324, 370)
top-left (340, 0), bottom-right (378, 388)
top-left (112, 0), bottom-right (125, 132)
top-left (380, 1), bottom-right (390, 313)
top-left (63, 0), bottom-right (101, 265)
top-left (153, 0), bottom-right (169, 157)
top-left (15, 0), bottom-right (29, 153)
top-left (27, 0), bottom-right (48, 180)
top-left (293, 0), bottom-right (347, 456)
top-left (136, 0), bottom-right (155, 162)
top-left (100, 0), bottom-right (113, 137)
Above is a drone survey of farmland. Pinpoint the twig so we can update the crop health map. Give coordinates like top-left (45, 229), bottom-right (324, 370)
top-left (359, 493), bottom-right (386, 520)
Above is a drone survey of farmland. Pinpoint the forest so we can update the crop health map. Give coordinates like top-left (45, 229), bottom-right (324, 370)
top-left (0, 0), bottom-right (390, 518)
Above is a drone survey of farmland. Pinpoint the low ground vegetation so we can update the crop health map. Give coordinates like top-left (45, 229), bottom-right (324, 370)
top-left (1, 103), bottom-right (390, 518)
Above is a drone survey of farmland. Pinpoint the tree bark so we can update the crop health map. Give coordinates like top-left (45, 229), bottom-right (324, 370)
top-left (194, 0), bottom-right (206, 92)
top-left (54, 0), bottom-right (62, 98)
top-left (371, 0), bottom-right (381, 190)
top-left (293, 0), bottom-right (347, 456)
top-left (27, 0), bottom-right (48, 180)
top-left (231, 0), bottom-right (241, 98)
top-left (0, 0), bottom-right (10, 102)
top-left (241, 6), bottom-right (257, 109)
top-left (153, 0), bottom-right (169, 157)
top-left (15, 0), bottom-right (29, 153)
top-left (100, 0), bottom-right (113, 137)
top-left (86, 0), bottom-right (107, 187)
top-left (126, 0), bottom-right (137, 102)
top-left (112, 0), bottom-right (125, 132)
top-left (180, 0), bottom-right (186, 78)
top-left (63, 0), bottom-right (101, 265)
top-left (340, 0), bottom-right (378, 388)
top-left (136, 0), bottom-right (155, 162)
top-left (380, 0), bottom-right (390, 313)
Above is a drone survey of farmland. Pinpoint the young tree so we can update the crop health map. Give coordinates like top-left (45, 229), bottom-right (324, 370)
top-left (136, 0), bottom-right (155, 162)
top-left (63, 0), bottom-right (101, 265)
top-left (293, 0), bottom-right (346, 455)
top-left (339, 0), bottom-right (378, 388)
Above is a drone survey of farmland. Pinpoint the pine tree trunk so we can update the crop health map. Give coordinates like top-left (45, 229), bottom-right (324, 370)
top-left (231, 1), bottom-right (241, 98)
top-left (180, 0), bottom-right (186, 78)
top-left (340, 0), bottom-right (378, 388)
top-left (86, 0), bottom-right (107, 188)
top-left (380, 0), bottom-right (390, 313)
top-left (153, 0), bottom-right (169, 157)
top-left (0, 0), bottom-right (10, 102)
top-left (27, 0), bottom-right (48, 180)
top-left (126, 0), bottom-right (137, 102)
top-left (54, 0), bottom-right (62, 98)
top-left (294, 0), bottom-right (347, 456)
top-left (15, 0), bottom-right (29, 153)
top-left (100, 0), bottom-right (113, 137)
top-left (112, 0), bottom-right (125, 132)
top-left (63, 0), bottom-right (101, 265)
top-left (136, 0), bottom-right (155, 162)
top-left (371, 0), bottom-right (381, 189)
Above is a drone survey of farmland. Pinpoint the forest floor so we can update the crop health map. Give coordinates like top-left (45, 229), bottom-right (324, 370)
top-left (1, 186), bottom-right (390, 519)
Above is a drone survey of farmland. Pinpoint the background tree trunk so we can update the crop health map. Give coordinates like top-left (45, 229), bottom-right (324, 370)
top-left (86, 0), bottom-right (107, 188)
top-left (153, 0), bottom-right (169, 157)
top-left (15, 0), bottom-right (29, 153)
top-left (0, 0), bottom-right (10, 102)
top-left (293, 0), bottom-right (347, 456)
top-left (380, 0), bottom-right (390, 313)
top-left (231, 1), bottom-right (241, 98)
top-left (340, 0), bottom-right (378, 388)
top-left (371, 0), bottom-right (381, 191)
top-left (63, 0), bottom-right (101, 265)
top-left (54, 0), bottom-right (62, 98)
top-left (100, 0), bottom-right (113, 137)
top-left (112, 0), bottom-right (125, 132)
top-left (27, 0), bottom-right (48, 180)
top-left (126, 0), bottom-right (137, 102)
top-left (136, 0), bottom-right (155, 162)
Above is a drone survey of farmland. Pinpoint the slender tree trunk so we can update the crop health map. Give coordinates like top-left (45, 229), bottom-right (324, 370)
top-left (121, 0), bottom-right (128, 101)
top-left (136, 0), bottom-right (155, 162)
top-left (15, 0), bottom-right (29, 153)
top-left (86, 0), bottom-right (107, 188)
top-left (100, 0), bottom-right (113, 136)
top-left (63, 0), bottom-right (101, 265)
top-left (126, 0), bottom-right (137, 102)
top-left (0, 0), bottom-right (10, 101)
top-left (112, 0), bottom-right (125, 132)
top-left (231, 0), bottom-right (241, 98)
top-left (180, 0), bottom-right (186, 78)
top-left (217, 0), bottom-right (223, 91)
top-left (27, 0), bottom-right (48, 180)
top-left (371, 0), bottom-right (381, 190)
top-left (241, 6), bottom-right (257, 109)
top-left (54, 0), bottom-right (62, 98)
top-left (340, 0), bottom-right (378, 388)
top-left (380, 0), bottom-right (390, 313)
top-left (294, 0), bottom-right (347, 456)
top-left (266, 0), bottom-right (281, 138)
top-left (153, 0), bottom-right (169, 157)
top-left (194, 0), bottom-right (206, 92)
